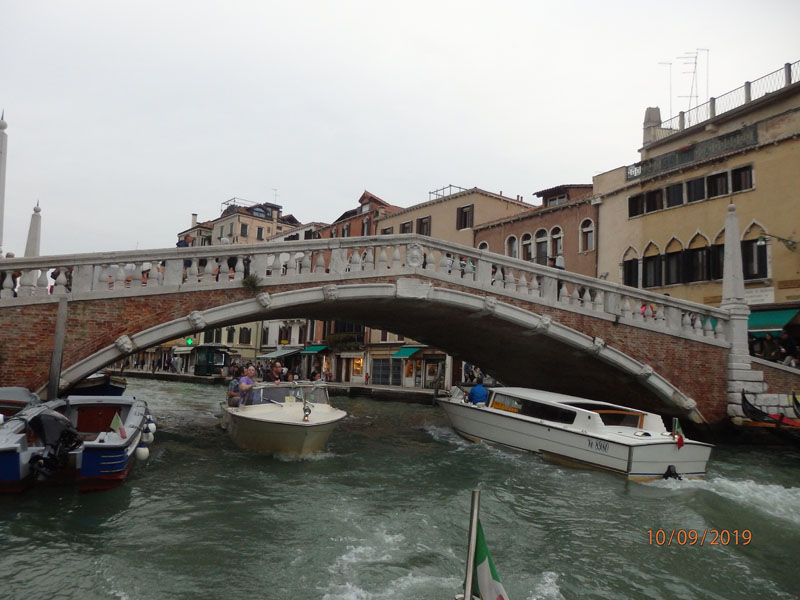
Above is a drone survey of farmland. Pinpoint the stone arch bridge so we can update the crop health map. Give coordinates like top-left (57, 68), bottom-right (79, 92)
top-left (2, 228), bottom-right (797, 430)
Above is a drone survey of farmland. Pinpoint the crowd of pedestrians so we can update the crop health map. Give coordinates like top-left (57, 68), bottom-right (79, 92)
top-left (751, 329), bottom-right (799, 368)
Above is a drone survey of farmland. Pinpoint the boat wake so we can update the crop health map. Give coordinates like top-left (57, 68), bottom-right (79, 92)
top-left (646, 476), bottom-right (800, 525)
top-left (272, 450), bottom-right (336, 463)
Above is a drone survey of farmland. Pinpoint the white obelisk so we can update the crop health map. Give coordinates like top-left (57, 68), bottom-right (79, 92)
top-left (0, 112), bottom-right (8, 258)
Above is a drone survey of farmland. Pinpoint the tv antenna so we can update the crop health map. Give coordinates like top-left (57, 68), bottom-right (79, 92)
top-left (697, 48), bottom-right (710, 103)
top-left (272, 188), bottom-right (279, 203)
top-left (677, 50), bottom-right (699, 111)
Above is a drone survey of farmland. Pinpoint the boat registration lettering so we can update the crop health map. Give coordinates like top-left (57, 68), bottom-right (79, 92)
top-left (588, 439), bottom-right (609, 453)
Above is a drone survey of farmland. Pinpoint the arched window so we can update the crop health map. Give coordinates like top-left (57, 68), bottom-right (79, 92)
top-left (505, 236), bottom-right (518, 258)
top-left (579, 219), bottom-right (594, 252)
top-left (664, 238), bottom-right (684, 285)
top-left (742, 223), bottom-right (767, 280)
top-left (521, 233), bottom-right (533, 261)
top-left (238, 327), bottom-right (252, 345)
top-left (550, 227), bottom-right (563, 259)
top-left (477, 241), bottom-right (489, 251)
top-left (642, 243), bottom-right (662, 288)
top-left (687, 234), bottom-right (710, 282)
top-left (534, 229), bottom-right (548, 265)
top-left (622, 247), bottom-right (639, 287)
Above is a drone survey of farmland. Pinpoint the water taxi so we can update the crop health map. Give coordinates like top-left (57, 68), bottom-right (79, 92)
top-left (438, 387), bottom-right (712, 481)
top-left (220, 382), bottom-right (346, 455)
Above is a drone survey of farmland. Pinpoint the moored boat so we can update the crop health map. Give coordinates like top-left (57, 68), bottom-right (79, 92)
top-left (67, 371), bottom-right (127, 396)
top-left (438, 386), bottom-right (713, 481)
top-left (0, 386), bottom-right (41, 419)
top-left (740, 391), bottom-right (800, 447)
top-left (0, 394), bottom-right (154, 493)
top-left (220, 382), bottom-right (346, 455)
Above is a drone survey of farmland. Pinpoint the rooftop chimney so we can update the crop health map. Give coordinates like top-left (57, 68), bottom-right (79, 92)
top-left (191, 213), bottom-right (198, 227)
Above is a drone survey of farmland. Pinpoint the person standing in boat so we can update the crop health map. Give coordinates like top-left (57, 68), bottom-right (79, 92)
top-left (265, 361), bottom-right (285, 383)
top-left (468, 377), bottom-right (488, 405)
top-left (238, 365), bottom-right (257, 406)
top-left (226, 368), bottom-right (241, 407)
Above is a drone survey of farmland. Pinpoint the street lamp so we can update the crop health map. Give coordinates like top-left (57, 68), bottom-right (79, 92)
top-left (757, 234), bottom-right (797, 252)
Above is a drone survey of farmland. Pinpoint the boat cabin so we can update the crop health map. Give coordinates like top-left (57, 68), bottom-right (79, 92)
top-left (245, 384), bottom-right (329, 407)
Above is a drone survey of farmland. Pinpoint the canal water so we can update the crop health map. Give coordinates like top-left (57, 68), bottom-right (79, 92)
top-left (1, 379), bottom-right (799, 600)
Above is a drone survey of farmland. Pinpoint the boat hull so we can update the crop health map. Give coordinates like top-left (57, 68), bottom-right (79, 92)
top-left (225, 403), bottom-right (346, 455)
top-left (439, 398), bottom-right (711, 481)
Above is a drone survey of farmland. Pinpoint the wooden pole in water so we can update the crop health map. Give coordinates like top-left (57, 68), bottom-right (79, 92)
top-left (47, 297), bottom-right (68, 400)
top-left (463, 489), bottom-right (480, 599)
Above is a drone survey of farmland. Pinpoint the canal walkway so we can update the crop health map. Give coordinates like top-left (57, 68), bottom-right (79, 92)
top-left (112, 369), bottom-right (438, 404)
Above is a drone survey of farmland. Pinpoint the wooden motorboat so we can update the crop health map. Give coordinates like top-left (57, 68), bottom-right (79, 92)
top-left (0, 395), bottom-right (154, 493)
top-left (67, 371), bottom-right (127, 397)
top-left (0, 386), bottom-right (40, 419)
top-left (220, 382), bottom-right (346, 455)
top-left (438, 386), bottom-right (713, 481)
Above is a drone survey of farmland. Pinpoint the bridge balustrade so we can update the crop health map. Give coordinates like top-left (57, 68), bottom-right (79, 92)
top-left (0, 234), bottom-right (729, 345)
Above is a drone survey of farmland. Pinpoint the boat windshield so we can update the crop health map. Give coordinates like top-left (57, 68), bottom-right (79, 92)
top-left (592, 410), bottom-right (643, 428)
top-left (492, 393), bottom-right (577, 425)
top-left (247, 386), bottom-right (329, 406)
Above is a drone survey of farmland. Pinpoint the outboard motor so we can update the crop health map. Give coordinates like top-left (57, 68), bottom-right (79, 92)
top-left (302, 401), bottom-right (312, 422)
top-left (662, 465), bottom-right (681, 480)
top-left (27, 409), bottom-right (82, 480)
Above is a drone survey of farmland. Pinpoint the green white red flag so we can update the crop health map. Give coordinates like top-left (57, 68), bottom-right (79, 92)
top-left (110, 411), bottom-right (127, 439)
top-left (471, 519), bottom-right (509, 600)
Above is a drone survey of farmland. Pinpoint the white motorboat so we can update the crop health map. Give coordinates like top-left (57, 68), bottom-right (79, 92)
top-left (438, 387), bottom-right (712, 481)
top-left (220, 382), bottom-right (347, 455)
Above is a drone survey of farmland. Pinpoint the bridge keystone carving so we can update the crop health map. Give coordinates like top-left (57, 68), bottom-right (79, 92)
top-left (256, 292), bottom-right (272, 309)
top-left (187, 311), bottom-right (207, 330)
top-left (323, 285), bottom-right (339, 301)
top-left (114, 335), bottom-right (135, 354)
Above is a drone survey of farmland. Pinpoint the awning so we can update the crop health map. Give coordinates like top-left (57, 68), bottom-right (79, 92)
top-left (392, 346), bottom-right (423, 358)
top-left (300, 344), bottom-right (328, 355)
top-left (748, 309), bottom-right (799, 335)
top-left (257, 348), bottom-right (301, 360)
top-left (173, 347), bottom-right (194, 354)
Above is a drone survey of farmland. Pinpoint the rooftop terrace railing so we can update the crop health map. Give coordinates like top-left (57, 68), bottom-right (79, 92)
top-left (650, 60), bottom-right (799, 143)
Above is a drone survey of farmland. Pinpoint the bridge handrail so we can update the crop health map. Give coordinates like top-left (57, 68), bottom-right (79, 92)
top-left (0, 234), bottom-right (730, 344)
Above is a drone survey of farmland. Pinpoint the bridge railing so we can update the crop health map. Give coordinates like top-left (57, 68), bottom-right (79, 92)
top-left (0, 234), bottom-right (729, 344)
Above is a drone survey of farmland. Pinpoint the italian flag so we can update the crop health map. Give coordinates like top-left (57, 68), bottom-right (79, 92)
top-left (672, 417), bottom-right (684, 449)
top-left (110, 411), bottom-right (127, 439)
top-left (471, 520), bottom-right (509, 600)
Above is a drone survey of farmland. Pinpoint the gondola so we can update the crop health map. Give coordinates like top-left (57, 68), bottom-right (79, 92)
top-left (740, 391), bottom-right (800, 447)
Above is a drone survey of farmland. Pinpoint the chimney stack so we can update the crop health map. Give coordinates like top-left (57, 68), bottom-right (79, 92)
top-left (191, 213), bottom-right (198, 227)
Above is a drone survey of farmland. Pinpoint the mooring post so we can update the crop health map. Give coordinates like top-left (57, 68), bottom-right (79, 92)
top-left (47, 297), bottom-right (69, 400)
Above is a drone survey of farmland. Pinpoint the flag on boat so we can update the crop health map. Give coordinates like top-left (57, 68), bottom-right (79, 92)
top-left (471, 519), bottom-right (509, 600)
top-left (110, 411), bottom-right (127, 439)
top-left (672, 417), bottom-right (684, 449)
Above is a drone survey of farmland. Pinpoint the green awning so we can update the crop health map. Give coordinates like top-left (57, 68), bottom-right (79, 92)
top-left (748, 309), bottom-right (799, 335)
top-left (300, 345), bottom-right (328, 355)
top-left (392, 346), bottom-right (423, 358)
top-left (257, 348), bottom-right (301, 360)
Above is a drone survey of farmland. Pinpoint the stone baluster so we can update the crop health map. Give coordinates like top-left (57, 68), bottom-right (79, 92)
top-left (654, 304), bottom-right (666, 326)
top-left (392, 246), bottom-right (403, 269)
top-left (286, 252), bottom-right (297, 277)
top-left (131, 262), bottom-right (144, 288)
top-left (114, 264), bottom-right (127, 290)
top-left (98, 264), bottom-right (110, 290)
top-left (363, 247), bottom-right (374, 272)
top-left (592, 289), bottom-right (603, 312)
top-left (348, 248), bottom-right (362, 272)
top-left (714, 319), bottom-right (726, 340)
top-left (202, 257), bottom-right (217, 284)
top-left (300, 251), bottom-right (312, 274)
top-left (313, 251), bottom-right (327, 274)
top-left (529, 275), bottom-right (540, 297)
top-left (17, 269), bottom-right (36, 297)
top-left (518, 272), bottom-right (529, 295)
top-left (692, 315), bottom-right (704, 335)
top-left (681, 312), bottom-right (692, 333)
top-left (438, 252), bottom-right (450, 275)
top-left (377, 246), bottom-right (388, 271)
top-left (581, 288), bottom-right (592, 308)
top-left (570, 286), bottom-right (581, 305)
top-left (425, 247), bottom-right (436, 272)
top-left (186, 259), bottom-right (198, 284)
top-left (621, 297), bottom-right (632, 320)
top-left (36, 269), bottom-right (49, 295)
top-left (703, 316), bottom-right (714, 337)
top-left (558, 282), bottom-right (569, 303)
top-left (0, 269), bottom-right (14, 299)
top-left (54, 268), bottom-right (70, 295)
top-left (233, 256), bottom-right (245, 281)
top-left (643, 303), bottom-right (653, 321)
top-left (505, 268), bottom-right (517, 292)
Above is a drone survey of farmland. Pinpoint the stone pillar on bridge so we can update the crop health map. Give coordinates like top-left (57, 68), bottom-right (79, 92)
top-left (721, 204), bottom-right (765, 418)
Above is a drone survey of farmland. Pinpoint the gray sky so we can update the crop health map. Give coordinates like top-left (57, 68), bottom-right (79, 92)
top-left (1, 0), bottom-right (798, 255)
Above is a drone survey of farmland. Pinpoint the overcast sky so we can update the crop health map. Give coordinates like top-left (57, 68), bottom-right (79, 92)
top-left (1, 0), bottom-right (797, 256)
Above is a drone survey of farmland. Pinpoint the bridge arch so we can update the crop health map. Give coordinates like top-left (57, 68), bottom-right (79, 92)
top-left (59, 279), bottom-right (709, 423)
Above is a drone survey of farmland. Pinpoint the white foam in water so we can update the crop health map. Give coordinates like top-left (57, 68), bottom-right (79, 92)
top-left (646, 476), bottom-right (800, 525)
top-left (528, 571), bottom-right (566, 600)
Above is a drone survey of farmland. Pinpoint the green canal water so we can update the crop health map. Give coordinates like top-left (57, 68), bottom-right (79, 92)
top-left (1, 379), bottom-right (799, 599)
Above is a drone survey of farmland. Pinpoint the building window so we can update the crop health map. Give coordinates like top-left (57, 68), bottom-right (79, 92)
top-left (253, 207), bottom-right (266, 218)
top-left (352, 357), bottom-right (364, 376)
top-left (548, 194), bottom-right (567, 207)
top-left (228, 223), bottom-right (234, 237)
top-left (239, 327), bottom-right (252, 345)
top-left (534, 229), bottom-right (548, 265)
top-left (380, 329), bottom-right (388, 342)
top-left (666, 183), bottom-right (683, 208)
top-left (505, 236), bottom-right (518, 258)
top-left (707, 172), bottom-right (728, 198)
top-left (257, 227), bottom-right (264, 240)
top-left (645, 189), bottom-right (663, 213)
top-left (687, 247), bottom-right (708, 282)
top-left (580, 220), bottom-right (594, 252)
top-left (477, 241), bottom-right (489, 250)
top-left (400, 221), bottom-right (412, 234)
top-left (550, 227), bottom-right (562, 258)
top-left (642, 256), bottom-right (662, 288)
top-left (687, 178), bottom-right (705, 203)
top-left (342, 223), bottom-right (351, 237)
top-left (664, 241), bottom-right (683, 285)
top-left (628, 194), bottom-right (644, 217)
top-left (732, 166), bottom-right (753, 192)
top-left (240, 223), bottom-right (248, 237)
top-left (623, 258), bottom-right (639, 287)
top-left (219, 226), bottom-right (224, 240)
top-left (381, 226), bottom-right (394, 235)
top-left (226, 327), bottom-right (235, 344)
top-left (204, 328), bottom-right (222, 344)
top-left (416, 217), bottom-right (431, 236)
top-left (742, 240), bottom-right (767, 280)
top-left (362, 218), bottom-right (370, 236)
top-left (521, 233), bottom-right (533, 261)
top-left (457, 205), bottom-right (474, 230)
